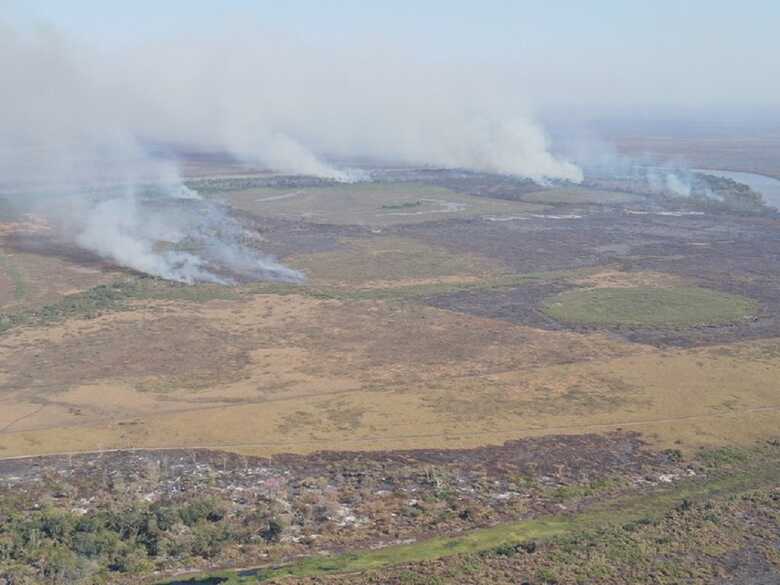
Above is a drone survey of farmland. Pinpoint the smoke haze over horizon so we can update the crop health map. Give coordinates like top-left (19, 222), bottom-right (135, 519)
top-left (1, 1), bottom-right (778, 282)
top-left (0, 23), bottom-right (587, 184)
top-left (0, 16), bottom-right (585, 282)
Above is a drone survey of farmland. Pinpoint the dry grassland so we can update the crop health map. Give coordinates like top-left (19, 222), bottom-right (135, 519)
top-left (1, 277), bottom-right (778, 458)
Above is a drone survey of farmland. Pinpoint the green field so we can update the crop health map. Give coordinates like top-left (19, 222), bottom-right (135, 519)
top-left (542, 286), bottom-right (757, 327)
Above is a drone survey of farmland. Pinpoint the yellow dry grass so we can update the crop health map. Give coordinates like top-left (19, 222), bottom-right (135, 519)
top-left (1, 282), bottom-right (779, 458)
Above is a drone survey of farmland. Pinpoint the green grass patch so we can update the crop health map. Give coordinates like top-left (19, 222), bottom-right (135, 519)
top-left (165, 518), bottom-right (570, 584)
top-left (542, 286), bottom-right (757, 328)
top-left (698, 446), bottom-right (750, 468)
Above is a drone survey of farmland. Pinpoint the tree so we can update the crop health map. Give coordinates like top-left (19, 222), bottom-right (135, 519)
top-left (38, 545), bottom-right (84, 585)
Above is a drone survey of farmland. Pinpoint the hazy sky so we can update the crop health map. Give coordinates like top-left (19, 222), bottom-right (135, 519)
top-left (2, 0), bottom-right (777, 187)
top-left (2, 1), bottom-right (776, 279)
top-left (5, 0), bottom-right (779, 110)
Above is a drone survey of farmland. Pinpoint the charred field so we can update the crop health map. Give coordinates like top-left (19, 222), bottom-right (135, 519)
top-left (1, 434), bottom-right (777, 585)
top-left (1, 164), bottom-right (779, 584)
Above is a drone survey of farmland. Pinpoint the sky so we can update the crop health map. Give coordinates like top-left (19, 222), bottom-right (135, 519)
top-left (4, 0), bottom-right (779, 111)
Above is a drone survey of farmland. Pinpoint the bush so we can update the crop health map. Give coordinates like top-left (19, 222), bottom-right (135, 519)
top-left (262, 518), bottom-right (285, 542)
top-left (179, 497), bottom-right (226, 527)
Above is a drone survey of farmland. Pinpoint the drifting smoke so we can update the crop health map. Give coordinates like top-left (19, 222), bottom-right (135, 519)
top-left (553, 130), bottom-right (706, 198)
top-left (123, 36), bottom-right (582, 183)
top-left (654, 171), bottom-right (692, 197)
top-left (73, 192), bottom-right (303, 284)
top-left (0, 25), bottom-right (303, 283)
top-left (0, 25), bottom-right (580, 283)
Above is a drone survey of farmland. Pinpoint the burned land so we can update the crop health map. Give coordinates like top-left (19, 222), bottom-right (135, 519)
top-left (0, 435), bottom-right (776, 584)
top-left (1, 164), bottom-right (779, 584)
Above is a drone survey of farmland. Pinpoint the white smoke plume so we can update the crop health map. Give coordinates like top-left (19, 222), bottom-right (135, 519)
top-left (0, 25), bottom-right (304, 283)
top-left (0, 24), bottom-right (580, 283)
top-left (122, 36), bottom-right (582, 182)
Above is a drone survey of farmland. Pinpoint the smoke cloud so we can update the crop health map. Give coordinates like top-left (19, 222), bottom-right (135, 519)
top-left (118, 34), bottom-right (582, 182)
top-left (0, 24), bottom-right (580, 282)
